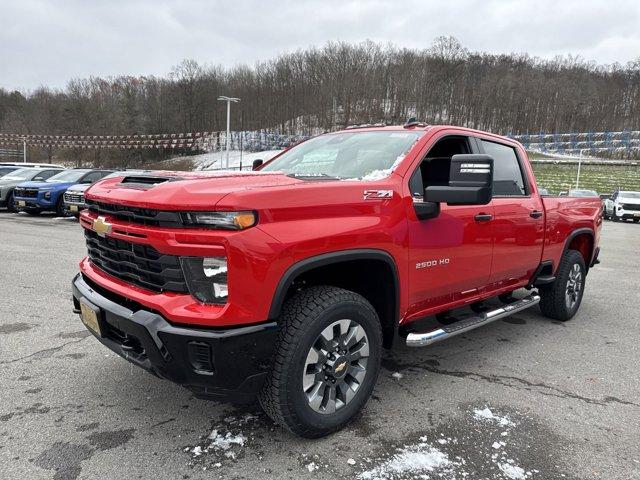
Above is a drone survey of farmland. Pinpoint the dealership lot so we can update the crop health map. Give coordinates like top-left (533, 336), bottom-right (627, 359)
top-left (0, 213), bottom-right (638, 480)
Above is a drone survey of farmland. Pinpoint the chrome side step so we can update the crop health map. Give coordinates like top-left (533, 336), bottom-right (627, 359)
top-left (406, 294), bottom-right (540, 347)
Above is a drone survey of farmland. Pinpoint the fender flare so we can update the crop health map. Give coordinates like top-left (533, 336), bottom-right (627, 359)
top-left (267, 248), bottom-right (400, 322)
top-left (561, 227), bottom-right (595, 270)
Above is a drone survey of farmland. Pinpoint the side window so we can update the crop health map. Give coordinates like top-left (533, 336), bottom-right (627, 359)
top-left (82, 171), bottom-right (107, 183)
top-left (34, 170), bottom-right (60, 181)
top-left (481, 140), bottom-right (526, 196)
top-left (409, 136), bottom-right (471, 198)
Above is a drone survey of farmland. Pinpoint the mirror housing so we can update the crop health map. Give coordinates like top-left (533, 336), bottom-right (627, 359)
top-left (252, 159), bottom-right (263, 170)
top-left (424, 154), bottom-right (493, 206)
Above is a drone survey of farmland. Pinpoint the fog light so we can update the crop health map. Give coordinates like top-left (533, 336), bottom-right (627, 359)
top-left (180, 257), bottom-right (228, 304)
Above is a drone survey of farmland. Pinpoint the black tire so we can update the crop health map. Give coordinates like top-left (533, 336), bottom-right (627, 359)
top-left (259, 285), bottom-right (382, 438)
top-left (6, 190), bottom-right (16, 212)
top-left (612, 212), bottom-right (619, 222)
top-left (539, 249), bottom-right (586, 321)
top-left (55, 196), bottom-right (66, 217)
top-left (634, 219), bottom-right (639, 223)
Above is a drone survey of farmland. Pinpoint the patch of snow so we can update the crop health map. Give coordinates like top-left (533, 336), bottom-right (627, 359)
top-left (437, 438), bottom-right (448, 445)
top-left (359, 442), bottom-right (453, 480)
top-left (357, 154), bottom-right (407, 182)
top-left (473, 407), bottom-right (515, 428)
top-left (391, 371), bottom-right (404, 380)
top-left (191, 446), bottom-right (203, 456)
top-left (206, 429), bottom-right (246, 450)
top-left (498, 462), bottom-right (528, 479)
top-left (306, 462), bottom-right (319, 472)
top-left (347, 458), bottom-right (356, 465)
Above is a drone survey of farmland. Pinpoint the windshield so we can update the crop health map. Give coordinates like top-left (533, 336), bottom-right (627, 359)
top-left (0, 166), bottom-right (20, 177)
top-left (569, 189), bottom-right (598, 197)
top-left (2, 168), bottom-right (39, 180)
top-left (46, 170), bottom-right (89, 183)
top-left (620, 192), bottom-right (640, 199)
top-left (261, 131), bottom-right (422, 180)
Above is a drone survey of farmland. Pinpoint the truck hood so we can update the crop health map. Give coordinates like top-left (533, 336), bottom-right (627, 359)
top-left (16, 180), bottom-right (75, 191)
top-left (65, 183), bottom-right (91, 194)
top-left (85, 170), bottom-right (307, 209)
top-left (618, 197), bottom-right (640, 205)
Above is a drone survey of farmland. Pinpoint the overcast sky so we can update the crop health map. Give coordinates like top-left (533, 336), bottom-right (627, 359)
top-left (2, 0), bottom-right (639, 91)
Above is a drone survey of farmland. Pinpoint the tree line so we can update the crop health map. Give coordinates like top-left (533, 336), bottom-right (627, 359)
top-left (1, 37), bottom-right (640, 165)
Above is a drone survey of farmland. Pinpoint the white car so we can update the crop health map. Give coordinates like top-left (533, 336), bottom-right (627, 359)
top-left (605, 190), bottom-right (640, 222)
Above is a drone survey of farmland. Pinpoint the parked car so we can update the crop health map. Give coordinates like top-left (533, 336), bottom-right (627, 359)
top-left (13, 168), bottom-right (113, 216)
top-left (0, 167), bottom-right (65, 211)
top-left (568, 188), bottom-right (598, 198)
top-left (605, 190), bottom-right (640, 222)
top-left (0, 162), bottom-right (65, 178)
top-left (72, 124), bottom-right (602, 438)
top-left (63, 170), bottom-right (156, 216)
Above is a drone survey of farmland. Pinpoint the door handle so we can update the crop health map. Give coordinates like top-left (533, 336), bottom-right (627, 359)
top-left (529, 210), bottom-right (543, 219)
top-left (474, 213), bottom-right (493, 222)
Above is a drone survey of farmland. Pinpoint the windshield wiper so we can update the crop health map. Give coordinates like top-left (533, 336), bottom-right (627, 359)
top-left (286, 173), bottom-right (341, 180)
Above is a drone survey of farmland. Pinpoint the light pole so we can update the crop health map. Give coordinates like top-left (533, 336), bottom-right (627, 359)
top-left (576, 149), bottom-right (584, 189)
top-left (217, 96), bottom-right (240, 168)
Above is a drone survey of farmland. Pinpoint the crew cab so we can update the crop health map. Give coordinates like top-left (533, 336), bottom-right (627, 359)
top-left (604, 190), bottom-right (640, 222)
top-left (71, 125), bottom-right (602, 438)
top-left (14, 168), bottom-right (113, 216)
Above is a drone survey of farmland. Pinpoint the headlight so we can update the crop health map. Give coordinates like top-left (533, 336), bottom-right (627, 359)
top-left (183, 211), bottom-right (257, 230)
top-left (180, 257), bottom-right (228, 304)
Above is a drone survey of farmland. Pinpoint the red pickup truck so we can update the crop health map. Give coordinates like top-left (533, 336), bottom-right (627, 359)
top-left (72, 124), bottom-right (602, 437)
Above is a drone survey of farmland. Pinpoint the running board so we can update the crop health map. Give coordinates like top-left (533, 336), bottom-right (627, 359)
top-left (406, 294), bottom-right (541, 347)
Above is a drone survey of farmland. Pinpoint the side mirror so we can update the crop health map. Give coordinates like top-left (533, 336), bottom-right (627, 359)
top-left (414, 154), bottom-right (494, 220)
top-left (424, 154), bottom-right (493, 206)
top-left (252, 159), bottom-right (263, 170)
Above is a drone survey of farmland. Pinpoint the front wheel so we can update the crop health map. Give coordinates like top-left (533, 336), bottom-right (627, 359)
top-left (55, 196), bottom-right (67, 217)
top-left (6, 191), bottom-right (16, 212)
top-left (259, 286), bottom-right (382, 438)
top-left (539, 249), bottom-right (586, 321)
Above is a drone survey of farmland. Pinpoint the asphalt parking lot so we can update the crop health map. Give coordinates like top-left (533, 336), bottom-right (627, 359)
top-left (0, 213), bottom-right (638, 480)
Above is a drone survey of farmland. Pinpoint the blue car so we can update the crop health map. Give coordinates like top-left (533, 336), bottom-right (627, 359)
top-left (13, 168), bottom-right (113, 216)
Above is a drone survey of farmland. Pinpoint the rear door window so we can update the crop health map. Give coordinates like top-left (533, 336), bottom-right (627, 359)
top-left (481, 140), bottom-right (527, 196)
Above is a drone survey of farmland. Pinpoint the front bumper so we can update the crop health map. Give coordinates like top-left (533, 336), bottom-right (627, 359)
top-left (617, 210), bottom-right (640, 220)
top-left (72, 273), bottom-right (277, 402)
top-left (64, 202), bottom-right (86, 215)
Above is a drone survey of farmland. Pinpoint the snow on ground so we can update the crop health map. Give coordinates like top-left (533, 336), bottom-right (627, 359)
top-left (473, 406), bottom-right (515, 427)
top-left (172, 150), bottom-right (284, 171)
top-left (186, 413), bottom-right (257, 462)
top-left (358, 441), bottom-right (456, 480)
top-left (355, 406), bottom-right (537, 479)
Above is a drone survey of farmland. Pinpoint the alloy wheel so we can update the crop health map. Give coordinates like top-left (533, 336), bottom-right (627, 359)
top-left (302, 319), bottom-right (369, 415)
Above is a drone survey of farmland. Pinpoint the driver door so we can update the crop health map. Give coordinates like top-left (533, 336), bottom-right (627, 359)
top-left (405, 134), bottom-right (494, 319)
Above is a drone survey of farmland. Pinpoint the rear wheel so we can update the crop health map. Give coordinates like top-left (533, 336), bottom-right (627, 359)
top-left (259, 286), bottom-right (382, 438)
top-left (539, 249), bottom-right (586, 321)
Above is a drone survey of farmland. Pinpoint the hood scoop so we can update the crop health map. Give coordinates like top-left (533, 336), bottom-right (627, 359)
top-left (117, 174), bottom-right (184, 190)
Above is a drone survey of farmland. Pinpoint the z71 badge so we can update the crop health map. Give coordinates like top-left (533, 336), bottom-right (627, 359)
top-left (363, 189), bottom-right (393, 200)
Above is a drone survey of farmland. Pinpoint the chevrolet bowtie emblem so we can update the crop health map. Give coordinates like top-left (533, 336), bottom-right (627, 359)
top-left (335, 361), bottom-right (347, 373)
top-left (93, 216), bottom-right (112, 237)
